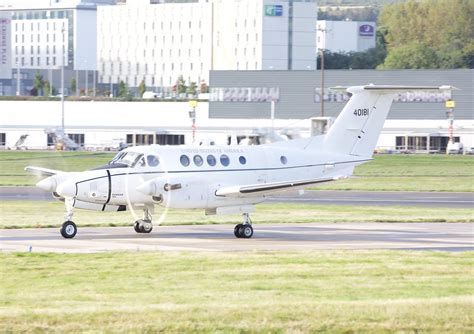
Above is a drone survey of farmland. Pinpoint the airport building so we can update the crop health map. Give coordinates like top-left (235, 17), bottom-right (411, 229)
top-left (0, 69), bottom-right (472, 153)
top-left (97, 0), bottom-right (317, 90)
top-left (316, 20), bottom-right (376, 53)
top-left (0, 0), bottom-right (115, 95)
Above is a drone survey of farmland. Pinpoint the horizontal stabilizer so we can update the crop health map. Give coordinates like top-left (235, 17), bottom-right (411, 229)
top-left (329, 85), bottom-right (457, 93)
top-left (215, 176), bottom-right (347, 198)
top-left (24, 166), bottom-right (62, 177)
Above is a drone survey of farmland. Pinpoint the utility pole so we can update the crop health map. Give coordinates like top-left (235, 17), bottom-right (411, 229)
top-left (316, 25), bottom-right (329, 117)
top-left (61, 27), bottom-right (65, 131)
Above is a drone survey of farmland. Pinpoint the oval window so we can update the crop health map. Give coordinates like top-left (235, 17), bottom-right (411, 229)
top-left (193, 155), bottom-right (203, 166)
top-left (180, 155), bottom-right (190, 167)
top-left (207, 154), bottom-right (216, 166)
top-left (280, 156), bottom-right (288, 165)
top-left (239, 156), bottom-right (247, 165)
top-left (220, 154), bottom-right (230, 167)
top-left (147, 155), bottom-right (160, 167)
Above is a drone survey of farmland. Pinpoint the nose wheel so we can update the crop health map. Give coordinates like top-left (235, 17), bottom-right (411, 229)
top-left (234, 213), bottom-right (253, 238)
top-left (134, 208), bottom-right (153, 234)
top-left (134, 219), bottom-right (153, 233)
top-left (60, 221), bottom-right (77, 239)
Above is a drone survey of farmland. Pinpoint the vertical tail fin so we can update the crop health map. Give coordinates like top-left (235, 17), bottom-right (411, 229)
top-left (321, 85), bottom-right (455, 157)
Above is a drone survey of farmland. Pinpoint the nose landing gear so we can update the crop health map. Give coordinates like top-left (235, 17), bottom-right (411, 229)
top-left (134, 208), bottom-right (153, 234)
top-left (234, 213), bottom-right (253, 239)
top-left (60, 198), bottom-right (77, 239)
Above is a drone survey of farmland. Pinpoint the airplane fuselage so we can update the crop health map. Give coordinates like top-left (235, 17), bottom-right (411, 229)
top-left (53, 143), bottom-right (367, 213)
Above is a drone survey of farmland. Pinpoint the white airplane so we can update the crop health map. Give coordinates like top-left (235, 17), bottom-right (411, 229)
top-left (26, 85), bottom-right (454, 239)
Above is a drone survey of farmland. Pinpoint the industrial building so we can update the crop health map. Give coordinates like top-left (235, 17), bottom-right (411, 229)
top-left (0, 69), bottom-right (472, 153)
top-left (316, 20), bottom-right (376, 53)
top-left (97, 0), bottom-right (317, 90)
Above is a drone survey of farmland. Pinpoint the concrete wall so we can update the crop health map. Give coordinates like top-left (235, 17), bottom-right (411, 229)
top-left (209, 69), bottom-right (474, 120)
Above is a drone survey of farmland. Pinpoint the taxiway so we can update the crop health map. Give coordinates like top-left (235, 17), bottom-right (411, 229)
top-left (1, 223), bottom-right (472, 253)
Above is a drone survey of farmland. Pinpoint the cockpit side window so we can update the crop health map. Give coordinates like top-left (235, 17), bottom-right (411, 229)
top-left (135, 155), bottom-right (146, 167)
top-left (147, 155), bottom-right (160, 167)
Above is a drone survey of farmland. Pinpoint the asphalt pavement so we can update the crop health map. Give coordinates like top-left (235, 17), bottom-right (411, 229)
top-left (1, 223), bottom-right (472, 253)
top-left (1, 186), bottom-right (473, 208)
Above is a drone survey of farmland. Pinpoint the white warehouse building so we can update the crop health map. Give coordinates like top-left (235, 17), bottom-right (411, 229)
top-left (316, 20), bottom-right (376, 53)
top-left (97, 0), bottom-right (317, 89)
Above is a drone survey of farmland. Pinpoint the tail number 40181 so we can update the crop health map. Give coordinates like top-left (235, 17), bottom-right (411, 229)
top-left (354, 108), bottom-right (370, 116)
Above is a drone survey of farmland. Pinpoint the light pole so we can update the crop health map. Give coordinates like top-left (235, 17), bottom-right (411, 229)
top-left (445, 99), bottom-right (456, 152)
top-left (316, 25), bottom-right (329, 117)
top-left (16, 59), bottom-right (20, 96)
top-left (188, 100), bottom-right (197, 144)
top-left (61, 27), bottom-right (65, 131)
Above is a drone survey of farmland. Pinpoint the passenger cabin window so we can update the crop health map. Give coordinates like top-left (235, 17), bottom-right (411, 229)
top-left (147, 155), bottom-right (160, 167)
top-left (180, 155), bottom-right (190, 167)
top-left (207, 155), bottom-right (216, 166)
top-left (280, 156), bottom-right (288, 165)
top-left (193, 155), bottom-right (203, 166)
top-left (220, 154), bottom-right (230, 166)
top-left (239, 156), bottom-right (246, 165)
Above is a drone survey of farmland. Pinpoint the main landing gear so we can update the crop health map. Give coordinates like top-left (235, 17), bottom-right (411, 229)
top-left (234, 213), bottom-right (253, 239)
top-left (60, 199), bottom-right (77, 239)
top-left (134, 208), bottom-right (153, 234)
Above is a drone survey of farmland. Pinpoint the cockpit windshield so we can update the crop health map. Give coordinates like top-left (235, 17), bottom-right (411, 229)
top-left (110, 152), bottom-right (144, 168)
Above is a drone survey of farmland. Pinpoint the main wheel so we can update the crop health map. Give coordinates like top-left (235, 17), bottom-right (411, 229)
top-left (139, 220), bottom-right (153, 233)
top-left (241, 225), bottom-right (253, 239)
top-left (134, 221), bottom-right (141, 233)
top-left (234, 224), bottom-right (243, 238)
top-left (60, 221), bottom-right (77, 239)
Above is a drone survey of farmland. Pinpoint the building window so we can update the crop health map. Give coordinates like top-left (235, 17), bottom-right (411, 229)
top-left (0, 133), bottom-right (5, 146)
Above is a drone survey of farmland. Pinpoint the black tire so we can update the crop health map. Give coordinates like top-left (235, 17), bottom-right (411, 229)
top-left (134, 221), bottom-right (141, 233)
top-left (234, 224), bottom-right (243, 238)
top-left (139, 220), bottom-right (153, 233)
top-left (60, 221), bottom-right (77, 239)
top-left (241, 225), bottom-right (253, 239)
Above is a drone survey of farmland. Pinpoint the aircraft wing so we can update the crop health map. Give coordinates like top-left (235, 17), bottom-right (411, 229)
top-left (24, 166), bottom-right (62, 177)
top-left (215, 176), bottom-right (347, 198)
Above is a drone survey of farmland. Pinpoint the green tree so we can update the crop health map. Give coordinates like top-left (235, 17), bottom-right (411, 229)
top-left (138, 79), bottom-right (146, 97)
top-left (70, 77), bottom-right (77, 96)
top-left (43, 80), bottom-right (51, 97)
top-left (379, 0), bottom-right (474, 69)
top-left (33, 72), bottom-right (44, 96)
top-left (187, 81), bottom-right (197, 96)
top-left (379, 42), bottom-right (440, 69)
top-left (176, 75), bottom-right (187, 95)
top-left (118, 80), bottom-right (128, 98)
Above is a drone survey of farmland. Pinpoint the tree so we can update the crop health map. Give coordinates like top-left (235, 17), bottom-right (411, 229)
top-left (200, 80), bottom-right (209, 94)
top-left (118, 80), bottom-right (128, 98)
top-left (43, 80), bottom-right (51, 97)
top-left (176, 75), bottom-right (187, 95)
top-left (379, 0), bottom-right (474, 69)
top-left (379, 43), bottom-right (440, 69)
top-left (70, 77), bottom-right (77, 96)
top-left (138, 79), bottom-right (146, 97)
top-left (187, 81), bottom-right (197, 96)
top-left (33, 72), bottom-right (44, 96)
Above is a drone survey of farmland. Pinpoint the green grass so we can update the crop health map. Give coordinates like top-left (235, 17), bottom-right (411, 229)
top-left (0, 151), bottom-right (114, 186)
top-left (1, 251), bottom-right (473, 333)
top-left (0, 201), bottom-right (472, 229)
top-left (1, 151), bottom-right (473, 191)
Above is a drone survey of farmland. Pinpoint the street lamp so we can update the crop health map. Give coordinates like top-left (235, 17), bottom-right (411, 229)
top-left (188, 100), bottom-right (198, 144)
top-left (316, 25), bottom-right (329, 117)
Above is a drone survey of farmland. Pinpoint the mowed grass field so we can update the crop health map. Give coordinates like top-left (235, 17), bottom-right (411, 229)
top-left (0, 150), bottom-right (473, 191)
top-left (1, 201), bottom-right (473, 229)
top-left (1, 251), bottom-right (473, 333)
